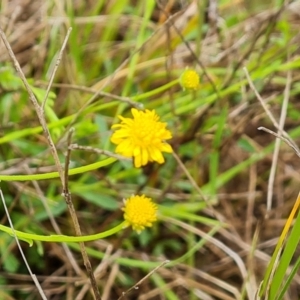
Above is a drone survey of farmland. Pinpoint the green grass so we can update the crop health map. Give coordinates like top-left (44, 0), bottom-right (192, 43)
top-left (1, 0), bottom-right (300, 299)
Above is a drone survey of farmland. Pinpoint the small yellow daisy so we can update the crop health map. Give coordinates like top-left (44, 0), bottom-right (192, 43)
top-left (122, 195), bottom-right (158, 233)
top-left (180, 69), bottom-right (200, 90)
top-left (110, 108), bottom-right (173, 168)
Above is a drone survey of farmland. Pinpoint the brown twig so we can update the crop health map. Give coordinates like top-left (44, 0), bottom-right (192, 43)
top-left (64, 129), bottom-right (102, 300)
top-left (0, 27), bottom-right (102, 300)
top-left (117, 260), bottom-right (170, 300)
top-left (265, 68), bottom-right (292, 212)
top-left (69, 144), bottom-right (132, 162)
top-left (42, 28), bottom-right (72, 110)
top-left (243, 66), bottom-right (299, 214)
top-left (172, 152), bottom-right (224, 223)
top-left (243, 67), bottom-right (298, 151)
top-left (258, 127), bottom-right (300, 159)
top-left (37, 82), bottom-right (142, 109)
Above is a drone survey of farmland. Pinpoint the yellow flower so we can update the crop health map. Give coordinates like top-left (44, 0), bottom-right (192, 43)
top-left (122, 195), bottom-right (158, 233)
top-left (180, 69), bottom-right (200, 90)
top-left (110, 108), bottom-right (173, 168)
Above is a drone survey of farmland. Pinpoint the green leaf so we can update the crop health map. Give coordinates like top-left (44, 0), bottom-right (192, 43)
top-left (268, 206), bottom-right (300, 299)
top-left (238, 137), bottom-right (256, 153)
top-left (0, 67), bottom-right (22, 90)
top-left (3, 252), bottom-right (19, 273)
top-left (75, 191), bottom-right (119, 210)
top-left (34, 201), bottom-right (67, 221)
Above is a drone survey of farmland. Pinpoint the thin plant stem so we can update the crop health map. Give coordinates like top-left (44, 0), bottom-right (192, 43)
top-left (117, 260), bottom-right (170, 300)
top-left (172, 151), bottom-right (223, 223)
top-left (69, 144), bottom-right (132, 162)
top-left (266, 69), bottom-right (292, 213)
top-left (37, 82), bottom-right (142, 108)
top-left (243, 67), bottom-right (298, 213)
top-left (243, 67), bottom-right (298, 151)
top-left (0, 188), bottom-right (48, 300)
top-left (0, 222), bottom-right (126, 243)
top-left (0, 157), bottom-right (116, 181)
top-left (42, 27), bottom-right (72, 110)
top-left (258, 127), bottom-right (300, 158)
top-left (64, 128), bottom-right (102, 300)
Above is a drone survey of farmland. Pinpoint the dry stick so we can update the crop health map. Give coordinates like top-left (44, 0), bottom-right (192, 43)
top-left (266, 69), bottom-right (292, 213)
top-left (172, 152), bottom-right (207, 202)
top-left (0, 28), bottom-right (101, 300)
top-left (243, 67), bottom-right (299, 151)
top-left (245, 164), bottom-right (257, 244)
top-left (0, 188), bottom-right (48, 300)
top-left (77, 245), bottom-right (114, 300)
top-left (172, 152), bottom-right (224, 223)
top-left (102, 263), bottom-right (119, 300)
top-left (42, 27), bottom-right (72, 110)
top-left (243, 67), bottom-right (298, 213)
top-left (258, 127), bottom-right (300, 159)
top-left (247, 223), bottom-right (260, 298)
top-left (117, 260), bottom-right (170, 300)
top-left (37, 82), bottom-right (141, 108)
top-left (64, 129), bottom-right (102, 300)
top-left (69, 144), bottom-right (132, 162)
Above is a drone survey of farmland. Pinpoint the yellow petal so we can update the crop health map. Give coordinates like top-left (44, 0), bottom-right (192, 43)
top-left (141, 148), bottom-right (149, 166)
top-left (134, 155), bottom-right (142, 168)
top-left (150, 147), bottom-right (165, 164)
top-left (160, 143), bottom-right (173, 153)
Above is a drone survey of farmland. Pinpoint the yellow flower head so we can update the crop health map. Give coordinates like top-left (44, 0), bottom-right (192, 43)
top-left (110, 108), bottom-right (173, 168)
top-left (180, 69), bottom-right (200, 90)
top-left (122, 195), bottom-right (158, 233)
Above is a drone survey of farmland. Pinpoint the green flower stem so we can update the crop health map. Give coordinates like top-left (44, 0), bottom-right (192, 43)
top-left (0, 157), bottom-right (116, 181)
top-left (132, 79), bottom-right (179, 101)
top-left (0, 221), bottom-right (127, 244)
